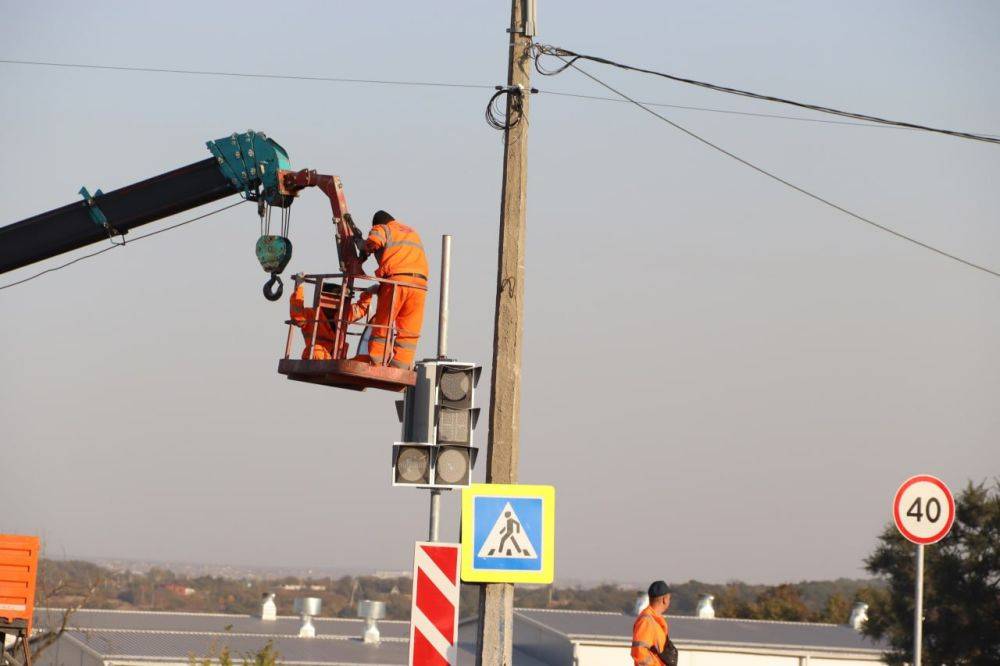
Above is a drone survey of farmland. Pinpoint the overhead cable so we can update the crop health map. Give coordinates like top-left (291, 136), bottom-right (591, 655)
top-left (0, 58), bottom-right (493, 91)
top-left (533, 44), bottom-right (1000, 146)
top-left (0, 200), bottom-right (247, 291)
top-left (7, 57), bottom-right (996, 137)
top-left (551, 58), bottom-right (1000, 279)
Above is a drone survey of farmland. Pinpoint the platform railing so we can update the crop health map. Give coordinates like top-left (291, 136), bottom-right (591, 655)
top-left (282, 272), bottom-right (428, 367)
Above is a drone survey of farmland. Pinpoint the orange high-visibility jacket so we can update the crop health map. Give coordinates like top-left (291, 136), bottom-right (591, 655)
top-left (290, 285), bottom-right (371, 359)
top-left (364, 219), bottom-right (429, 281)
top-left (631, 607), bottom-right (669, 666)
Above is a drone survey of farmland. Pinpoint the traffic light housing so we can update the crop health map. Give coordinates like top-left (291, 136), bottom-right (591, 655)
top-left (435, 363), bottom-right (481, 446)
top-left (392, 360), bottom-right (481, 488)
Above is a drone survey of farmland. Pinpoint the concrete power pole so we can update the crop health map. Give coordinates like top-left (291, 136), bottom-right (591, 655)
top-left (476, 0), bottom-right (534, 663)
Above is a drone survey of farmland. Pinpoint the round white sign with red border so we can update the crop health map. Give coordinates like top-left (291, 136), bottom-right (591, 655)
top-left (892, 475), bottom-right (955, 545)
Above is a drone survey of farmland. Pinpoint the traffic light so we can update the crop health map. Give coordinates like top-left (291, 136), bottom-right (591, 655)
top-left (391, 443), bottom-right (432, 486)
top-left (392, 360), bottom-right (481, 488)
top-left (435, 362), bottom-right (481, 445)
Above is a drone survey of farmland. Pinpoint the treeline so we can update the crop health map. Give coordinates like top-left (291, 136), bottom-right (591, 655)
top-left (37, 558), bottom-right (879, 624)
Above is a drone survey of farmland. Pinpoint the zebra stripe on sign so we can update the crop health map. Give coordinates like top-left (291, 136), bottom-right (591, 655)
top-left (409, 542), bottom-right (460, 666)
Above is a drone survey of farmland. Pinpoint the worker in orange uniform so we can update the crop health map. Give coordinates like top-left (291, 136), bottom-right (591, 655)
top-left (632, 581), bottom-right (677, 666)
top-left (357, 210), bottom-right (428, 369)
top-left (290, 281), bottom-right (374, 360)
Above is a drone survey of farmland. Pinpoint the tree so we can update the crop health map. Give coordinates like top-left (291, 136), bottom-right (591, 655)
top-left (744, 584), bottom-right (814, 622)
top-left (862, 481), bottom-right (1000, 665)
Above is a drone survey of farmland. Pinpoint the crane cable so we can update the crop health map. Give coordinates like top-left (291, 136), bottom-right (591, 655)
top-left (535, 54), bottom-right (1000, 279)
top-left (0, 200), bottom-right (248, 291)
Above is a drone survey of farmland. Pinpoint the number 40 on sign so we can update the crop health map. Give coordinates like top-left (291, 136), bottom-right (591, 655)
top-left (893, 474), bottom-right (955, 545)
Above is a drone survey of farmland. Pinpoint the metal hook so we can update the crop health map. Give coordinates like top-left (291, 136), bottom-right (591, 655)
top-left (263, 273), bottom-right (283, 301)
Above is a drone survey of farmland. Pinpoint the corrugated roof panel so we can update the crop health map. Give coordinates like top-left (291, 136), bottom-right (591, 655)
top-left (514, 608), bottom-right (887, 653)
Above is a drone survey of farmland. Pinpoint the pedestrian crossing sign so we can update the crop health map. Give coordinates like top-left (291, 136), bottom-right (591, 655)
top-left (461, 483), bottom-right (555, 583)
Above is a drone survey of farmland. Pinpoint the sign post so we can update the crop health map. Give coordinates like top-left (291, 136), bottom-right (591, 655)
top-left (892, 475), bottom-right (955, 666)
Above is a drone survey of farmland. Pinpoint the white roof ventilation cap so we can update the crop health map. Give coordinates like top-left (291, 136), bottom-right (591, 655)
top-left (696, 594), bottom-right (715, 619)
top-left (294, 597), bottom-right (322, 638)
top-left (260, 592), bottom-right (277, 621)
top-left (632, 592), bottom-right (649, 616)
top-left (357, 600), bottom-right (386, 644)
top-left (849, 602), bottom-right (869, 631)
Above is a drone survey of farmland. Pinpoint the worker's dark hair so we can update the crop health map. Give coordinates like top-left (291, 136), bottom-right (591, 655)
top-left (372, 210), bottom-right (394, 226)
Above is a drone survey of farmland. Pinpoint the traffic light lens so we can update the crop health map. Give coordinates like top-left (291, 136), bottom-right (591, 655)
top-left (439, 370), bottom-right (471, 402)
top-left (397, 447), bottom-right (430, 483)
top-left (438, 409), bottom-right (471, 444)
top-left (436, 447), bottom-right (469, 485)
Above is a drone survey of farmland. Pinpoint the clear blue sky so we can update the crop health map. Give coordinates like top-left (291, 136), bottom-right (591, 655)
top-left (2, 0), bottom-right (998, 585)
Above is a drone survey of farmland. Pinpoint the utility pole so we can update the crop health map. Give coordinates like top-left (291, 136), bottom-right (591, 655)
top-left (428, 234), bottom-right (453, 542)
top-left (476, 0), bottom-right (534, 663)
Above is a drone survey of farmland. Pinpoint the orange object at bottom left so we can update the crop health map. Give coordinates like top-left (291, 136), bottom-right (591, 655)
top-left (0, 534), bottom-right (40, 634)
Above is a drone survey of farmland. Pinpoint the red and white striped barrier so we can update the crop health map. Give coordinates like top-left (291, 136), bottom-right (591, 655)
top-left (409, 541), bottom-right (461, 666)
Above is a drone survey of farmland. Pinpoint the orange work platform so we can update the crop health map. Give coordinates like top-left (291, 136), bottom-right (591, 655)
top-left (278, 358), bottom-right (416, 392)
top-left (279, 273), bottom-right (425, 393)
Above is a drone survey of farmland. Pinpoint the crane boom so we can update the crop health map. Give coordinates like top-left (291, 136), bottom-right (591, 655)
top-left (0, 131), bottom-right (291, 275)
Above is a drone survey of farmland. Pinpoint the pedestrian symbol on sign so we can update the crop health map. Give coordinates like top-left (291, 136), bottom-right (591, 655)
top-left (477, 503), bottom-right (537, 559)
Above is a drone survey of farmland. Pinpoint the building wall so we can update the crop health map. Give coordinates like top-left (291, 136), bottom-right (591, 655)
top-left (573, 642), bottom-right (884, 666)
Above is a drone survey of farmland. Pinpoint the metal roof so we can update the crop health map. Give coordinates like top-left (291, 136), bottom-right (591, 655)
top-left (515, 608), bottom-right (887, 654)
top-left (36, 608), bottom-right (548, 666)
top-left (36, 609), bottom-right (410, 640)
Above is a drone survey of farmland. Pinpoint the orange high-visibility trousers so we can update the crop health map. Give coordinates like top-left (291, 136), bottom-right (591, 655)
top-left (366, 281), bottom-right (426, 369)
top-left (290, 285), bottom-right (372, 360)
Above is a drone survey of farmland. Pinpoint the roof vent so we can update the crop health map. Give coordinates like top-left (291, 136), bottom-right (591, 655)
top-left (632, 592), bottom-right (649, 616)
top-left (849, 602), bottom-right (868, 630)
top-left (260, 592), bottom-right (277, 621)
top-left (357, 600), bottom-right (386, 644)
top-left (696, 594), bottom-right (715, 619)
top-left (294, 597), bottom-right (322, 638)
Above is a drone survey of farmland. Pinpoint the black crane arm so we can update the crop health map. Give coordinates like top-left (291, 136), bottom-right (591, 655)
top-left (0, 131), bottom-right (292, 275)
top-left (0, 158), bottom-right (235, 274)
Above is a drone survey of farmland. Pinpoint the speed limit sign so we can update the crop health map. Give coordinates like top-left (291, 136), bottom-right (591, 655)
top-left (893, 475), bottom-right (955, 545)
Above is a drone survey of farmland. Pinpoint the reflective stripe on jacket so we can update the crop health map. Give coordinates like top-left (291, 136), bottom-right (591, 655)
top-left (364, 219), bottom-right (429, 281)
top-left (631, 607), bottom-right (668, 666)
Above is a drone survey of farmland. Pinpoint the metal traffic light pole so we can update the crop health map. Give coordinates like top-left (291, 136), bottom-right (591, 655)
top-left (428, 234), bottom-right (453, 542)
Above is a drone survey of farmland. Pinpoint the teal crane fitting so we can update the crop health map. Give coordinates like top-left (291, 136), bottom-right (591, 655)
top-left (206, 130), bottom-right (292, 206)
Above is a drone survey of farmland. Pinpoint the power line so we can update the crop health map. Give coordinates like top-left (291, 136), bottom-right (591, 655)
top-left (538, 89), bottom-right (1000, 136)
top-left (7, 56), bottom-right (997, 138)
top-left (0, 200), bottom-right (247, 291)
top-left (556, 59), bottom-right (1000, 279)
top-left (533, 43), bottom-right (1000, 146)
top-left (0, 58), bottom-right (493, 91)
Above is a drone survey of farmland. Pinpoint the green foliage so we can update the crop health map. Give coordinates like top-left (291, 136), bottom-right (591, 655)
top-left (189, 640), bottom-right (278, 666)
top-left (37, 559), bottom-right (880, 626)
top-left (863, 481), bottom-right (1000, 665)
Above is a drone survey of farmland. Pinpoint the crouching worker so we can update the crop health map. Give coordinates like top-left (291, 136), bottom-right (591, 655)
top-left (290, 280), bottom-right (375, 360)
top-left (356, 210), bottom-right (428, 369)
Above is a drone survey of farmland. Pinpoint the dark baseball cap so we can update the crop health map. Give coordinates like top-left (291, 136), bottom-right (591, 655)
top-left (648, 581), bottom-right (671, 598)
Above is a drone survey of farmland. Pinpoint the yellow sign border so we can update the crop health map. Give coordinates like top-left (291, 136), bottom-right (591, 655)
top-left (461, 483), bottom-right (555, 584)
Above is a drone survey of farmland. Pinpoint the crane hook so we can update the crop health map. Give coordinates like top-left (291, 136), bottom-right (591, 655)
top-left (263, 273), bottom-right (283, 301)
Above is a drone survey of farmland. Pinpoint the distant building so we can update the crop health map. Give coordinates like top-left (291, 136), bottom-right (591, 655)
top-left (514, 608), bottom-right (887, 665)
top-left (31, 608), bottom-right (545, 666)
top-left (33, 606), bottom-right (886, 665)
top-left (158, 584), bottom-right (195, 597)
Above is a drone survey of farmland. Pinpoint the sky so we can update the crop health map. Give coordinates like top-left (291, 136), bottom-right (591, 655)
top-left (1, 1), bottom-right (998, 586)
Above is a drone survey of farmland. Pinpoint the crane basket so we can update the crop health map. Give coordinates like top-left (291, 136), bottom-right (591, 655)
top-left (277, 272), bottom-right (426, 392)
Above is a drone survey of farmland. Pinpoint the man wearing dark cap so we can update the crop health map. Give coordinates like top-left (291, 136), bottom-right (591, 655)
top-left (631, 580), bottom-right (676, 666)
top-left (356, 210), bottom-right (428, 369)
